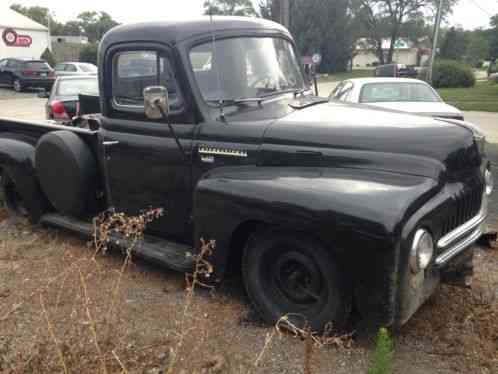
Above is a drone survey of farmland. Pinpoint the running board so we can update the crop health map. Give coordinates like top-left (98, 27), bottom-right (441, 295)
top-left (40, 213), bottom-right (194, 272)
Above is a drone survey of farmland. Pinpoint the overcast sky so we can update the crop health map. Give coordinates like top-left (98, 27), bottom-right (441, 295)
top-left (5, 0), bottom-right (498, 30)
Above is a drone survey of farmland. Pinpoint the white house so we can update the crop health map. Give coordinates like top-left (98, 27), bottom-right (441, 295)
top-left (0, 7), bottom-right (50, 60)
top-left (353, 38), bottom-right (431, 68)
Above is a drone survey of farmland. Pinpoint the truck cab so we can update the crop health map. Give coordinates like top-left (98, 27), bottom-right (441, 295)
top-left (0, 17), bottom-right (492, 332)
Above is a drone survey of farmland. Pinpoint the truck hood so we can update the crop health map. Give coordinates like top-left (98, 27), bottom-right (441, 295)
top-left (261, 101), bottom-right (480, 179)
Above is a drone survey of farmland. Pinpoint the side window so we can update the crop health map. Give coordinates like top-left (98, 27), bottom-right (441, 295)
top-left (6, 60), bottom-right (18, 68)
top-left (65, 64), bottom-right (77, 72)
top-left (55, 63), bottom-right (65, 71)
top-left (0, 59), bottom-right (7, 68)
top-left (112, 50), bottom-right (182, 112)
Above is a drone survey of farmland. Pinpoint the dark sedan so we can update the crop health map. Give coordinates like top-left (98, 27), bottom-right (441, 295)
top-left (0, 58), bottom-right (55, 92)
top-left (40, 75), bottom-right (98, 124)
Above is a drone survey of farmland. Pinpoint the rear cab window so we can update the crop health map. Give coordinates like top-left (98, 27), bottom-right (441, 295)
top-left (24, 61), bottom-right (51, 70)
top-left (112, 50), bottom-right (183, 113)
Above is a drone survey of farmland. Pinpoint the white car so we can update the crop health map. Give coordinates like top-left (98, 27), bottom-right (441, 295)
top-left (330, 77), bottom-right (464, 121)
top-left (54, 62), bottom-right (98, 77)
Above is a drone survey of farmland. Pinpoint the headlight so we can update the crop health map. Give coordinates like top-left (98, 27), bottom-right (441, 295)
top-left (485, 166), bottom-right (493, 195)
top-left (410, 228), bottom-right (434, 273)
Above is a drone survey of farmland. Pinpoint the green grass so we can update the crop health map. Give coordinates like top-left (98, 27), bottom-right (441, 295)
top-left (437, 82), bottom-right (498, 112)
top-left (318, 69), bottom-right (373, 82)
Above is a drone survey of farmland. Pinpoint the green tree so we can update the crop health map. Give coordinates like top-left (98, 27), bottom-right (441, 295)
top-left (464, 31), bottom-right (489, 66)
top-left (290, 0), bottom-right (353, 73)
top-left (440, 27), bottom-right (466, 60)
top-left (351, 0), bottom-right (458, 65)
top-left (79, 43), bottom-right (99, 65)
top-left (77, 11), bottom-right (119, 42)
top-left (10, 4), bottom-right (54, 27)
top-left (203, 0), bottom-right (257, 16)
top-left (489, 14), bottom-right (498, 60)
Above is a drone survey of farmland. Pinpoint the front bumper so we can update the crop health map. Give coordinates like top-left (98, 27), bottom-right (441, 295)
top-left (397, 191), bottom-right (487, 325)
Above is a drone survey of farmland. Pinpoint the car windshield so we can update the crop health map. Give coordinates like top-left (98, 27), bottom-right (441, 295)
top-left (56, 78), bottom-right (98, 96)
top-left (360, 82), bottom-right (441, 103)
top-left (79, 63), bottom-right (97, 73)
top-left (189, 37), bottom-right (305, 102)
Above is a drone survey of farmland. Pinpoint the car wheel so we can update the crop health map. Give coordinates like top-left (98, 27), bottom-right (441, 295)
top-left (13, 78), bottom-right (23, 92)
top-left (242, 230), bottom-right (350, 332)
top-left (1, 170), bottom-right (29, 219)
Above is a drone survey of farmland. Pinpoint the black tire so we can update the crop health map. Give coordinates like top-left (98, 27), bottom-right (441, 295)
top-left (13, 78), bottom-right (23, 92)
top-left (1, 170), bottom-right (29, 219)
top-left (35, 131), bottom-right (98, 217)
top-left (242, 230), bottom-right (350, 333)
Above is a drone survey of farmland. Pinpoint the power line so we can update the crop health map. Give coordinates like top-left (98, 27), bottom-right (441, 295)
top-left (468, 0), bottom-right (494, 17)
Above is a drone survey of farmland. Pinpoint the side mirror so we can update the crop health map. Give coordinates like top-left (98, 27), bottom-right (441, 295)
top-left (37, 89), bottom-right (49, 98)
top-left (144, 86), bottom-right (169, 119)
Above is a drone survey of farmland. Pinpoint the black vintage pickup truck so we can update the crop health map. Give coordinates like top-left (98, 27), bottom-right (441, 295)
top-left (0, 17), bottom-right (493, 331)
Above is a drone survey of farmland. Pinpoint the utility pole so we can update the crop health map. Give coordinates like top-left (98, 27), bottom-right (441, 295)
top-left (279, 0), bottom-right (290, 29)
top-left (47, 11), bottom-right (52, 51)
top-left (428, 0), bottom-right (443, 83)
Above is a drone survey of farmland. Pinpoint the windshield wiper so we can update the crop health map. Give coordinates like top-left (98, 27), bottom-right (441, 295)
top-left (260, 88), bottom-right (309, 99)
top-left (207, 97), bottom-right (264, 106)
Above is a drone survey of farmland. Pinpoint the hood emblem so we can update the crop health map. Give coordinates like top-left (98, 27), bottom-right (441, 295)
top-left (199, 146), bottom-right (248, 158)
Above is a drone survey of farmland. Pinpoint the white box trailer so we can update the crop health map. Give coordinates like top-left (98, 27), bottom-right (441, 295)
top-left (0, 7), bottom-right (50, 60)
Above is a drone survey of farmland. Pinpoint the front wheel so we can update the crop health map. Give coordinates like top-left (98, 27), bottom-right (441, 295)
top-left (242, 230), bottom-right (350, 333)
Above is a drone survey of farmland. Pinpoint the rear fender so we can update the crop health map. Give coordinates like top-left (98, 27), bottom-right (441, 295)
top-left (0, 138), bottom-right (48, 221)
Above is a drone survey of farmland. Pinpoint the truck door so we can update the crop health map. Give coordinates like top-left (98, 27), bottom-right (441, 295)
top-left (100, 47), bottom-right (195, 244)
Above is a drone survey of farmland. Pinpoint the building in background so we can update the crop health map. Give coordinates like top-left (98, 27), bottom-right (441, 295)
top-left (353, 38), bottom-right (432, 68)
top-left (51, 35), bottom-right (89, 45)
top-left (0, 7), bottom-right (50, 59)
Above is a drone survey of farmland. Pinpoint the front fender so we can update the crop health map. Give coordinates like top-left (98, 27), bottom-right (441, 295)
top-left (194, 165), bottom-right (438, 274)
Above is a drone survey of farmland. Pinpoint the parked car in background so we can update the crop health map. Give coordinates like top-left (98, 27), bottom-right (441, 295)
top-left (39, 75), bottom-right (98, 124)
top-left (330, 78), bottom-right (465, 120)
top-left (0, 58), bottom-right (55, 92)
top-left (374, 64), bottom-right (417, 78)
top-left (54, 62), bottom-right (98, 76)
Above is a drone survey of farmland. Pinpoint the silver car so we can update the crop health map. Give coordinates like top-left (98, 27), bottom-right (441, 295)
top-left (330, 77), bottom-right (464, 121)
top-left (54, 62), bottom-right (97, 77)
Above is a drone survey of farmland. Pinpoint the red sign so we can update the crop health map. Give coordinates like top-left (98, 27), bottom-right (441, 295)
top-left (2, 28), bottom-right (32, 47)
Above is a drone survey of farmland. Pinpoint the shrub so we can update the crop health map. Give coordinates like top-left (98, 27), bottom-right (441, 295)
top-left (40, 48), bottom-right (56, 68)
top-left (475, 60), bottom-right (484, 69)
top-left (432, 60), bottom-right (475, 88)
top-left (368, 327), bottom-right (393, 374)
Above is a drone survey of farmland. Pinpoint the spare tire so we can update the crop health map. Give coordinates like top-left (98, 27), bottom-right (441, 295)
top-left (35, 130), bottom-right (97, 217)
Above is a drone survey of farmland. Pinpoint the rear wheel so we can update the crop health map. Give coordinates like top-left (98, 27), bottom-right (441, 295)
top-left (1, 171), bottom-right (29, 219)
top-left (242, 230), bottom-right (350, 332)
top-left (13, 78), bottom-right (23, 92)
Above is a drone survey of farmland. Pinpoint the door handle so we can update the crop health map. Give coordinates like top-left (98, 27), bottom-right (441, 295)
top-left (103, 140), bottom-right (119, 147)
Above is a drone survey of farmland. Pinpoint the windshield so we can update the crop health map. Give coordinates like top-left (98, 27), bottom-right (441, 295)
top-left (189, 37), bottom-right (305, 102)
top-left (56, 78), bottom-right (98, 96)
top-left (79, 63), bottom-right (97, 73)
top-left (360, 82), bottom-right (441, 103)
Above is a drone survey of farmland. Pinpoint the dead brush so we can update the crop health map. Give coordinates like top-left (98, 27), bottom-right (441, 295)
top-left (248, 315), bottom-right (355, 373)
top-left (165, 238), bottom-right (216, 374)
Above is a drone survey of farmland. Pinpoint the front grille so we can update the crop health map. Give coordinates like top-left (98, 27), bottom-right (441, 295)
top-left (440, 183), bottom-right (483, 237)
